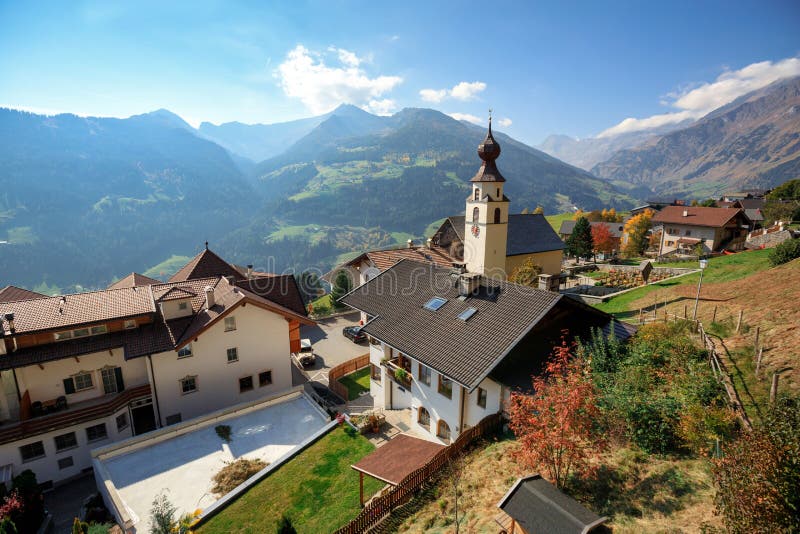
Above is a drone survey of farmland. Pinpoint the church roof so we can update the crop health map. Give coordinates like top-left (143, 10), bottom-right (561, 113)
top-left (443, 214), bottom-right (565, 255)
top-left (168, 246), bottom-right (242, 282)
top-left (471, 118), bottom-right (506, 183)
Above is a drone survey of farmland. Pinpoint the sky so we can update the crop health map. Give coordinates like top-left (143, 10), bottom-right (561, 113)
top-left (1, 0), bottom-right (799, 145)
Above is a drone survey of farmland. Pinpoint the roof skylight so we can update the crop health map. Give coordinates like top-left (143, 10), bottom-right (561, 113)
top-left (423, 297), bottom-right (448, 311)
top-left (458, 307), bottom-right (478, 321)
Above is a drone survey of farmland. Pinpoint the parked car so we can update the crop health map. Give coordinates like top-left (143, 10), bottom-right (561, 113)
top-left (343, 326), bottom-right (367, 343)
top-left (298, 338), bottom-right (316, 366)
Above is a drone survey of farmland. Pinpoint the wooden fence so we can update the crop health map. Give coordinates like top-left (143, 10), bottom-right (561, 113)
top-left (328, 353), bottom-right (370, 403)
top-left (334, 412), bottom-right (503, 534)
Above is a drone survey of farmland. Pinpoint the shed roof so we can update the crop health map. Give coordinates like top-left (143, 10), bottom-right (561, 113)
top-left (497, 474), bottom-right (607, 534)
top-left (351, 434), bottom-right (444, 485)
top-left (652, 206), bottom-right (746, 228)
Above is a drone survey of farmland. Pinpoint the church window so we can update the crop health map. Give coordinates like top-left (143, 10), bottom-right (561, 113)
top-left (474, 189), bottom-right (479, 200)
top-left (496, 188), bottom-right (500, 197)
top-left (472, 207), bottom-right (479, 223)
top-left (494, 208), bottom-right (501, 223)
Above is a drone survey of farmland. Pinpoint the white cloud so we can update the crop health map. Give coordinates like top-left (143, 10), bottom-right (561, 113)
top-left (365, 98), bottom-right (397, 115)
top-left (419, 89), bottom-right (448, 103)
top-left (450, 81), bottom-right (486, 101)
top-left (276, 44), bottom-right (403, 115)
top-left (497, 117), bottom-right (512, 127)
top-left (419, 81), bottom-right (487, 103)
top-left (598, 56), bottom-right (800, 138)
top-left (448, 112), bottom-right (483, 125)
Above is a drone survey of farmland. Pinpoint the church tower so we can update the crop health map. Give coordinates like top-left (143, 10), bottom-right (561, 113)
top-left (464, 115), bottom-right (510, 279)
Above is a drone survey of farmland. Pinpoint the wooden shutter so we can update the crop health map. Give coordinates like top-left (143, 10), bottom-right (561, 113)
top-left (63, 378), bottom-right (75, 395)
top-left (114, 367), bottom-right (125, 392)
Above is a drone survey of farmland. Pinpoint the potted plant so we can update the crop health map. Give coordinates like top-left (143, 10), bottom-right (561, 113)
top-left (394, 368), bottom-right (408, 384)
top-left (368, 413), bottom-right (381, 433)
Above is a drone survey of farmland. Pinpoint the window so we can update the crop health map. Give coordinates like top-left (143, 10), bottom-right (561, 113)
top-left (90, 325), bottom-right (107, 335)
top-left (370, 364), bottom-right (381, 383)
top-left (472, 207), bottom-right (479, 222)
top-left (20, 441), bottom-right (45, 462)
top-left (685, 229), bottom-right (692, 236)
top-left (178, 301), bottom-right (188, 310)
top-left (180, 376), bottom-right (197, 394)
top-left (165, 414), bottom-right (182, 425)
top-left (438, 375), bottom-right (452, 399)
top-left (116, 413), bottom-right (129, 432)
top-left (54, 331), bottom-right (72, 341)
top-left (473, 189), bottom-right (479, 200)
top-left (58, 457), bottom-right (74, 470)
top-left (494, 208), bottom-right (501, 223)
top-left (258, 371), bottom-right (272, 387)
top-left (86, 423), bottom-right (108, 442)
top-left (496, 188), bottom-right (500, 198)
top-left (65, 372), bottom-right (94, 393)
top-left (239, 376), bottom-right (254, 393)
top-left (458, 308), bottom-right (477, 322)
top-left (101, 367), bottom-right (124, 395)
top-left (423, 297), bottom-right (447, 311)
top-left (54, 432), bottom-right (77, 452)
top-left (226, 347), bottom-right (239, 363)
top-left (224, 316), bottom-right (237, 332)
top-left (437, 420), bottom-right (451, 441)
top-left (124, 319), bottom-right (137, 329)
top-left (418, 364), bottom-right (431, 386)
top-left (418, 407), bottom-right (430, 430)
top-left (177, 344), bottom-right (193, 358)
top-left (73, 328), bottom-right (90, 338)
top-left (477, 387), bottom-right (487, 409)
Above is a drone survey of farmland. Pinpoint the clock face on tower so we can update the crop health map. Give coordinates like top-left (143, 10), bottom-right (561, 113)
top-left (471, 224), bottom-right (480, 237)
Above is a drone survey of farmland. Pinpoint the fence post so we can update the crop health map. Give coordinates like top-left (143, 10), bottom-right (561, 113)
top-left (754, 327), bottom-right (760, 356)
top-left (712, 305), bottom-right (717, 323)
top-left (683, 304), bottom-right (687, 319)
top-left (736, 310), bottom-right (744, 333)
top-left (770, 373), bottom-right (780, 403)
top-left (755, 347), bottom-right (764, 378)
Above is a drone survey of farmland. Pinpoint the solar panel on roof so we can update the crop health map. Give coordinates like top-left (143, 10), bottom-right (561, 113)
top-left (423, 297), bottom-right (447, 311)
top-left (458, 307), bottom-right (477, 321)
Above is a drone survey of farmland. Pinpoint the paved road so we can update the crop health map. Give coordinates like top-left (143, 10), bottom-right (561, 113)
top-left (296, 312), bottom-right (368, 385)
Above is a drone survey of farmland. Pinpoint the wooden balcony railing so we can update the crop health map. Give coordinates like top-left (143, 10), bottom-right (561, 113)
top-left (383, 360), bottom-right (412, 388)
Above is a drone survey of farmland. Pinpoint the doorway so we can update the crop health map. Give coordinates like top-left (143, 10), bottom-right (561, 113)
top-left (130, 401), bottom-right (157, 435)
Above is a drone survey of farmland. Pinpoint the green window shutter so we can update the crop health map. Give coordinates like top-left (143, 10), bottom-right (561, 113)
top-left (114, 367), bottom-right (125, 392)
top-left (63, 378), bottom-right (75, 395)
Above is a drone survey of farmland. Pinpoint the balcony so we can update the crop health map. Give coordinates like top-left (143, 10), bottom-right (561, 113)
top-left (383, 358), bottom-right (412, 389)
top-left (0, 384), bottom-right (151, 446)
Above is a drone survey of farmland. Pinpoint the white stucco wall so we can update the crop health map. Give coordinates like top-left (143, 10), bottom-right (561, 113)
top-left (13, 348), bottom-right (148, 410)
top-left (150, 304), bottom-right (293, 426)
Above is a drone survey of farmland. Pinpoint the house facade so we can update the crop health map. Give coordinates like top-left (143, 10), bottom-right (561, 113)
top-left (652, 206), bottom-right (751, 256)
top-left (342, 121), bottom-right (632, 444)
top-left (0, 248), bottom-right (311, 487)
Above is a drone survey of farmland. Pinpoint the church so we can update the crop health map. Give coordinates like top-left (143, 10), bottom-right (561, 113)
top-left (341, 121), bottom-right (633, 443)
top-left (329, 117), bottom-right (564, 288)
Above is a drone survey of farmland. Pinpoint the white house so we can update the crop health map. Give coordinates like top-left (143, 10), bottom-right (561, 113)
top-left (0, 248), bottom-right (312, 487)
top-left (341, 121), bottom-right (633, 443)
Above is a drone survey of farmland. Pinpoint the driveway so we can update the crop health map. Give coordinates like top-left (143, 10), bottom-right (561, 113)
top-left (298, 312), bottom-right (369, 385)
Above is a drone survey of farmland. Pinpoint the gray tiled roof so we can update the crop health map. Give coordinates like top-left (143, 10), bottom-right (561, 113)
top-left (341, 259), bottom-right (563, 389)
top-left (445, 213), bottom-right (565, 256)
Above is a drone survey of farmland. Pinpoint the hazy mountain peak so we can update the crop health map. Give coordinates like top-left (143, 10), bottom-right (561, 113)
top-left (129, 108), bottom-right (194, 131)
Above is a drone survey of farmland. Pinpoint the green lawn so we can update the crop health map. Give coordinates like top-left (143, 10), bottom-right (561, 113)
top-left (143, 254), bottom-right (192, 280)
top-left (545, 212), bottom-right (573, 232)
top-left (594, 249), bottom-right (773, 317)
top-left (198, 427), bottom-right (383, 534)
top-left (338, 368), bottom-right (371, 400)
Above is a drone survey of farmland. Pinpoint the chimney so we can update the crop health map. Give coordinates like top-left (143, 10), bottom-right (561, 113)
top-left (5, 313), bottom-right (15, 333)
top-left (246, 264), bottom-right (253, 279)
top-left (204, 286), bottom-right (215, 310)
top-left (426, 238), bottom-right (433, 249)
top-left (683, 209), bottom-right (689, 217)
top-left (457, 273), bottom-right (481, 297)
top-left (407, 239), bottom-right (413, 249)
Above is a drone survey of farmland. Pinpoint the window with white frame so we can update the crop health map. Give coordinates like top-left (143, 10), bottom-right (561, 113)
top-left (477, 387), bottom-right (487, 409)
top-left (438, 374), bottom-right (452, 399)
top-left (418, 407), bottom-right (431, 430)
top-left (224, 316), bottom-right (237, 332)
top-left (178, 301), bottom-right (189, 310)
top-left (101, 367), bottom-right (123, 395)
top-left (124, 319), bottom-right (137, 329)
top-left (86, 423), bottom-right (108, 442)
top-left (437, 419), bottom-right (451, 441)
top-left (226, 347), bottom-right (238, 362)
top-left (54, 432), bottom-right (77, 452)
top-left (70, 371), bottom-right (94, 392)
top-left (177, 344), bottom-right (193, 358)
top-left (370, 364), bottom-right (381, 383)
top-left (418, 364), bottom-right (431, 386)
top-left (180, 376), bottom-right (198, 394)
top-left (19, 441), bottom-right (45, 463)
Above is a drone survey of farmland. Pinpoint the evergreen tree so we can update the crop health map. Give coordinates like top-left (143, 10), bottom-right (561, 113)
top-left (276, 514), bottom-right (297, 534)
top-left (566, 217), bottom-right (593, 259)
top-left (330, 270), bottom-right (352, 308)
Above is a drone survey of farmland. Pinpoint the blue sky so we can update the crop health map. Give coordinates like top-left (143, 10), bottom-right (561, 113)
top-left (1, 0), bottom-right (799, 145)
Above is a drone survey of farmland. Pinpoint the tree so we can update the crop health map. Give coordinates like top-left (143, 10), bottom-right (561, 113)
top-left (566, 217), bottom-right (593, 259)
top-left (330, 270), bottom-right (352, 309)
top-left (768, 238), bottom-right (800, 266)
top-left (507, 336), bottom-right (604, 488)
top-left (764, 178), bottom-right (800, 224)
top-left (622, 209), bottom-right (654, 257)
top-left (591, 223), bottom-right (616, 255)
top-left (533, 205), bottom-right (544, 215)
top-left (149, 492), bottom-right (177, 534)
top-left (445, 453), bottom-right (467, 533)
top-left (276, 515), bottom-right (297, 534)
top-left (509, 258), bottom-right (542, 286)
top-left (700, 198), bottom-right (717, 207)
top-left (711, 398), bottom-right (800, 533)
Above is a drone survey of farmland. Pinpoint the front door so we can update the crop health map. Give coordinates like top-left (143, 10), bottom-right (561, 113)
top-left (131, 404), bottom-right (157, 435)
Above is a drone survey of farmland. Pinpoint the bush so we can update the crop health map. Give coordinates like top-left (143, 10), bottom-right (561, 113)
top-left (768, 238), bottom-right (800, 266)
top-left (212, 458), bottom-right (268, 496)
top-left (215, 425), bottom-right (232, 443)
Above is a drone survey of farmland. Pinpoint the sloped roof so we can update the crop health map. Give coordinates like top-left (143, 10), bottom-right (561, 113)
top-left (234, 273), bottom-right (308, 316)
top-left (652, 206), bottom-right (746, 228)
top-left (346, 246), bottom-right (455, 272)
top-left (0, 285), bottom-right (46, 303)
top-left (558, 220), bottom-right (625, 238)
top-left (169, 247), bottom-right (241, 282)
top-left (445, 214), bottom-right (565, 255)
top-left (107, 273), bottom-right (161, 289)
top-left (352, 434), bottom-right (445, 485)
top-left (154, 286), bottom-right (197, 302)
top-left (498, 474), bottom-right (607, 534)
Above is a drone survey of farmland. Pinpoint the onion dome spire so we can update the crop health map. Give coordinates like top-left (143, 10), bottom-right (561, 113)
top-left (471, 110), bottom-right (506, 182)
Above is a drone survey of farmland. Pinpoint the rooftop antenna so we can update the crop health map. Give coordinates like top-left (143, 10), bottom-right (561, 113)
top-left (205, 241), bottom-right (209, 250)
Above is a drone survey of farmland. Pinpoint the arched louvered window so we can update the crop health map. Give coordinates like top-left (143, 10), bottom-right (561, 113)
top-left (437, 419), bottom-right (451, 441)
top-left (494, 208), bottom-right (501, 223)
top-left (418, 407), bottom-right (430, 430)
top-left (472, 207), bottom-right (479, 223)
